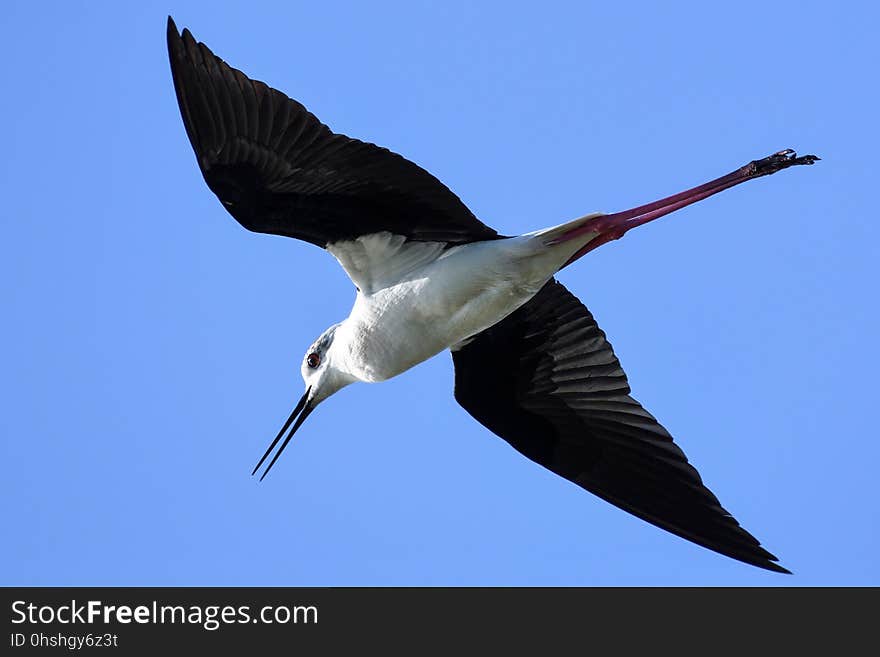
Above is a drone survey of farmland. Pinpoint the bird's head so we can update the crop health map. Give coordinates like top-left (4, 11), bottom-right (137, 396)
top-left (251, 323), bottom-right (355, 480)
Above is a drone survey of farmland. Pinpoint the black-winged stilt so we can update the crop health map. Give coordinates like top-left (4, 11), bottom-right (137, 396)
top-left (167, 17), bottom-right (817, 573)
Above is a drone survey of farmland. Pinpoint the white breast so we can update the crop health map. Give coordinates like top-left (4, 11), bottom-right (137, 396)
top-left (329, 232), bottom-right (580, 383)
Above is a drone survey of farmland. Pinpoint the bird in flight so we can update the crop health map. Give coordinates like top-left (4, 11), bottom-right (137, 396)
top-left (166, 17), bottom-right (817, 573)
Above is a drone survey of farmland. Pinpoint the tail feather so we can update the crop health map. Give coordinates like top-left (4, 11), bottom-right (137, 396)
top-left (524, 212), bottom-right (606, 271)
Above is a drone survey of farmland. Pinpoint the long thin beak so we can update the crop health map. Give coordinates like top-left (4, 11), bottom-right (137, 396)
top-left (557, 149), bottom-right (819, 267)
top-left (251, 387), bottom-right (315, 481)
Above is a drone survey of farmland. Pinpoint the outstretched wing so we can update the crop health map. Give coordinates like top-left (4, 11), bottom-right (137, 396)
top-left (452, 279), bottom-right (787, 573)
top-left (167, 17), bottom-right (500, 250)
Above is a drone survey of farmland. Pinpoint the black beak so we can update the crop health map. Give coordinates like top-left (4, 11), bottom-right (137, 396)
top-left (251, 387), bottom-right (315, 481)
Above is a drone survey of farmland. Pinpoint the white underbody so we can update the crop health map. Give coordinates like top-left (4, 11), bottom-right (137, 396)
top-left (325, 220), bottom-right (599, 384)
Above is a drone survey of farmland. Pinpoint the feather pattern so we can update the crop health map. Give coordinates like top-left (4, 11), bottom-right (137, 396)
top-left (452, 279), bottom-right (788, 573)
top-left (167, 18), bottom-right (501, 249)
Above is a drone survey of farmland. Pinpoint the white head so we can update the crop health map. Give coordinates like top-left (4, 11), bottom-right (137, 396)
top-left (252, 323), bottom-right (356, 480)
top-left (298, 324), bottom-right (356, 403)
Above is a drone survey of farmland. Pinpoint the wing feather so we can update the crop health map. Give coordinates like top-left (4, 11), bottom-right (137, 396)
top-left (452, 279), bottom-right (788, 573)
top-left (167, 18), bottom-right (500, 249)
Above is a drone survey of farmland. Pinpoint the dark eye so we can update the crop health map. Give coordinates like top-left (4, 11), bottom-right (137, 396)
top-left (306, 353), bottom-right (321, 369)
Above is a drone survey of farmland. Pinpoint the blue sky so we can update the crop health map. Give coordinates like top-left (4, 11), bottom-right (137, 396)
top-left (2, 0), bottom-right (877, 585)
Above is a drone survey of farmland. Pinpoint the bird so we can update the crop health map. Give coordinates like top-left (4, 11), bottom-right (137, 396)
top-left (166, 16), bottom-right (817, 573)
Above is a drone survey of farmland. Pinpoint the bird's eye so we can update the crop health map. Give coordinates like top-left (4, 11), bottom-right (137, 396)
top-left (306, 353), bottom-right (321, 369)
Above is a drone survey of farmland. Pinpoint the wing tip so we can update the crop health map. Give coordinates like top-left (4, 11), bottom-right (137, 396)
top-left (687, 525), bottom-right (792, 574)
top-left (752, 554), bottom-right (792, 575)
top-left (166, 16), bottom-right (181, 50)
top-left (166, 16), bottom-right (198, 63)
top-left (166, 16), bottom-right (187, 74)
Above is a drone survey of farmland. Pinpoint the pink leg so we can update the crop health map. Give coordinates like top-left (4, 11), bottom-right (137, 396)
top-left (556, 149), bottom-right (819, 268)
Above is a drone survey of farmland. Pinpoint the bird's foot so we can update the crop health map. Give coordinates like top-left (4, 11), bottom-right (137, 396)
top-left (749, 149), bottom-right (821, 177)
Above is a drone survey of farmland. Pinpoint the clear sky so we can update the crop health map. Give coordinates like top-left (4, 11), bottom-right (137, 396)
top-left (2, 0), bottom-right (877, 586)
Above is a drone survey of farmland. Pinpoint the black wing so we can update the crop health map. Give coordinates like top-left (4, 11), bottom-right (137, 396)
top-left (452, 279), bottom-right (788, 573)
top-left (166, 17), bottom-right (500, 248)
